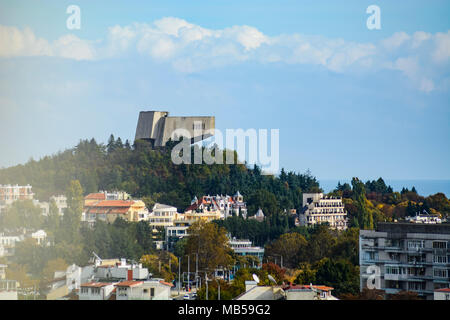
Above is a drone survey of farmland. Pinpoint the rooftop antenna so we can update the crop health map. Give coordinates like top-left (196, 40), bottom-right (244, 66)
top-left (92, 252), bottom-right (102, 261)
top-left (268, 274), bottom-right (277, 285)
top-left (252, 274), bottom-right (260, 284)
top-left (310, 283), bottom-right (319, 293)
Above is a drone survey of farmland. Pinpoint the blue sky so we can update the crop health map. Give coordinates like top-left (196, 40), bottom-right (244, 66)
top-left (0, 0), bottom-right (449, 180)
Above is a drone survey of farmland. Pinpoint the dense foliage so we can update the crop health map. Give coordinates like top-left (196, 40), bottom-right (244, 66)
top-left (0, 136), bottom-right (321, 215)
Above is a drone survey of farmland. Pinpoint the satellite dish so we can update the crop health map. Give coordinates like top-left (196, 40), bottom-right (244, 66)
top-left (252, 274), bottom-right (260, 283)
top-left (268, 274), bottom-right (276, 284)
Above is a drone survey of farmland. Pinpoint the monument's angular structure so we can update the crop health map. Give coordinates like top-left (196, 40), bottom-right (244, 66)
top-left (135, 111), bottom-right (215, 147)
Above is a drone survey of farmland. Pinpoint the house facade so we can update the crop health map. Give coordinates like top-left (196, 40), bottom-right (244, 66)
top-left (299, 193), bottom-right (348, 230)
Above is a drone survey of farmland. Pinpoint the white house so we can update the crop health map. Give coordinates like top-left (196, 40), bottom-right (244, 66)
top-left (148, 203), bottom-right (179, 227)
top-left (31, 229), bottom-right (47, 245)
top-left (78, 282), bottom-right (115, 300)
top-left (115, 279), bottom-right (173, 300)
top-left (434, 288), bottom-right (450, 300)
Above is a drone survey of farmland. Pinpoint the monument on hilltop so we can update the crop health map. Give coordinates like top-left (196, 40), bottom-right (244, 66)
top-left (134, 111), bottom-right (215, 147)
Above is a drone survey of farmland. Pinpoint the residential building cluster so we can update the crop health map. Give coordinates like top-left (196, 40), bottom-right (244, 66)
top-left (44, 255), bottom-right (173, 300)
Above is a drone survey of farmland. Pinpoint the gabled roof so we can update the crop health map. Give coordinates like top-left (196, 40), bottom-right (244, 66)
top-left (80, 282), bottom-right (112, 288)
top-left (87, 200), bottom-right (135, 208)
top-left (115, 281), bottom-right (144, 287)
top-left (159, 280), bottom-right (174, 287)
top-left (85, 193), bottom-right (106, 200)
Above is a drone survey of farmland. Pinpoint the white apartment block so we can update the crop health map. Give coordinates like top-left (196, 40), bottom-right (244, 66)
top-left (299, 193), bottom-right (348, 230)
top-left (0, 184), bottom-right (34, 215)
top-left (148, 203), bottom-right (179, 227)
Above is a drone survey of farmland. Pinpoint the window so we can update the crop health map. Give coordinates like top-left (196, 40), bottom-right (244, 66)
top-left (91, 288), bottom-right (101, 295)
top-left (118, 287), bottom-right (128, 296)
top-left (433, 255), bottom-right (448, 264)
top-left (408, 240), bottom-right (425, 250)
top-left (81, 287), bottom-right (89, 294)
top-left (408, 282), bottom-right (425, 291)
top-left (433, 241), bottom-right (447, 249)
top-left (433, 268), bottom-right (448, 278)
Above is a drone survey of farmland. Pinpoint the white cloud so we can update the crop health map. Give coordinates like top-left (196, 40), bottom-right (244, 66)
top-left (381, 32), bottom-right (410, 49)
top-left (0, 19), bottom-right (449, 92)
top-left (0, 25), bottom-right (95, 60)
top-left (432, 31), bottom-right (450, 63)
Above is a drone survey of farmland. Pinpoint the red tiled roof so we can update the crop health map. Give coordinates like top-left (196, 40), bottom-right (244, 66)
top-left (81, 282), bottom-right (112, 288)
top-left (115, 281), bottom-right (144, 287)
top-left (159, 280), bottom-right (174, 287)
top-left (85, 193), bottom-right (106, 200)
top-left (435, 288), bottom-right (450, 292)
top-left (91, 200), bottom-right (135, 207)
top-left (185, 199), bottom-right (201, 212)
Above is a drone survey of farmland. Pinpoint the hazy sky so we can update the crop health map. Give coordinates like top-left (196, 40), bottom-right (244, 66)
top-left (0, 0), bottom-right (449, 180)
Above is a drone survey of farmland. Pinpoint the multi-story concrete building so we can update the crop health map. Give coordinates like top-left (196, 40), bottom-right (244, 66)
top-left (50, 195), bottom-right (67, 216)
top-left (148, 203), bottom-right (179, 228)
top-left (360, 223), bottom-right (450, 300)
top-left (0, 184), bottom-right (34, 202)
top-left (0, 184), bottom-right (34, 215)
top-left (0, 234), bottom-right (23, 257)
top-left (299, 193), bottom-right (347, 230)
top-left (228, 237), bottom-right (264, 268)
top-left (135, 111), bottom-right (215, 147)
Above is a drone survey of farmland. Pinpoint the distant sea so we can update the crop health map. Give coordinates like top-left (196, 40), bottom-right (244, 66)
top-left (319, 179), bottom-right (450, 198)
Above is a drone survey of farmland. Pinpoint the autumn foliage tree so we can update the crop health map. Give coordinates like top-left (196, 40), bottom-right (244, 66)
top-left (184, 221), bottom-right (234, 276)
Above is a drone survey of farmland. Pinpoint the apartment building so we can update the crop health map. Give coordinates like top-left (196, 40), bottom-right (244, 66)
top-left (0, 184), bottom-right (34, 215)
top-left (229, 236), bottom-right (264, 268)
top-left (359, 222), bottom-right (450, 300)
top-left (0, 184), bottom-right (34, 202)
top-left (299, 193), bottom-right (348, 230)
top-left (148, 203), bottom-right (179, 228)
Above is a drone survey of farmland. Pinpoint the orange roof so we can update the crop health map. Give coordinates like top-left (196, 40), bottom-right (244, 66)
top-left (81, 282), bottom-right (112, 288)
top-left (160, 280), bottom-right (174, 287)
top-left (85, 193), bottom-right (106, 200)
top-left (89, 200), bottom-right (135, 207)
top-left (435, 288), bottom-right (450, 292)
top-left (115, 281), bottom-right (143, 287)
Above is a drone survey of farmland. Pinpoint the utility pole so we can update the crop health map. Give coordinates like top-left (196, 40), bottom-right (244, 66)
top-left (195, 253), bottom-right (198, 291)
top-left (205, 272), bottom-right (208, 300)
top-left (178, 256), bottom-right (181, 295)
top-left (187, 255), bottom-right (190, 291)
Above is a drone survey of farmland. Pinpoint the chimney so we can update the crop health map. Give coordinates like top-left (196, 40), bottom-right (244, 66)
top-left (127, 269), bottom-right (133, 281)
